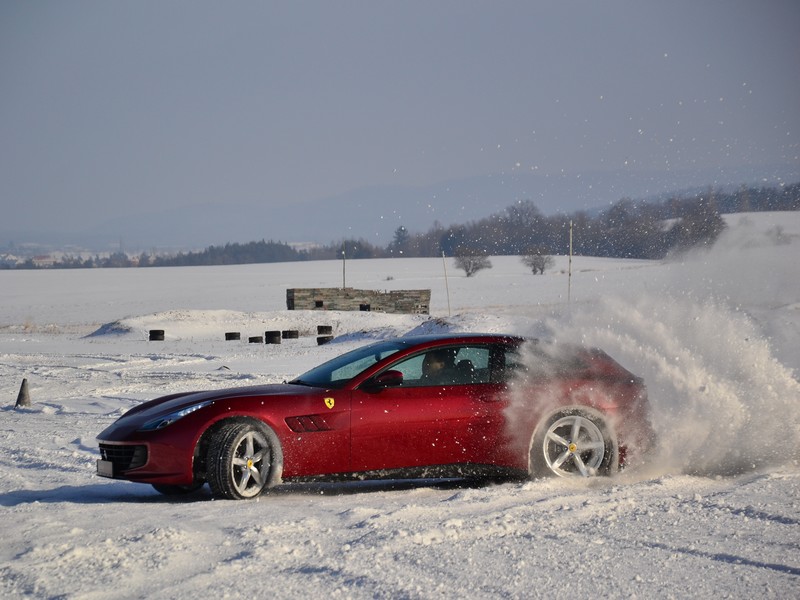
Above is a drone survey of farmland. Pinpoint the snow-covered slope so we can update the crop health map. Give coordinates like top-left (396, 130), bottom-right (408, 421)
top-left (1, 213), bottom-right (798, 598)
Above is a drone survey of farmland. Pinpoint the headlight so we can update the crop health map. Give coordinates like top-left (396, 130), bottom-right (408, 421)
top-left (138, 401), bottom-right (212, 432)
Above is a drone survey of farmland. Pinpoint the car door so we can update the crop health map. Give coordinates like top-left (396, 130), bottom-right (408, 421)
top-left (277, 389), bottom-right (352, 477)
top-left (349, 345), bottom-right (508, 472)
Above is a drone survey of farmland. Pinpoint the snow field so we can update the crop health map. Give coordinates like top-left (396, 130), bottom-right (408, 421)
top-left (0, 212), bottom-right (798, 598)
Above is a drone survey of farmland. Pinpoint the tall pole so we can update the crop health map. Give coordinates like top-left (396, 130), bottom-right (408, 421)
top-left (568, 220), bottom-right (573, 303)
top-left (442, 251), bottom-right (452, 317)
top-left (342, 242), bottom-right (346, 289)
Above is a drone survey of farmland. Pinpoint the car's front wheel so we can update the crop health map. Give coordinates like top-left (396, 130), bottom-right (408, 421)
top-left (206, 420), bottom-right (282, 499)
top-left (530, 410), bottom-right (617, 478)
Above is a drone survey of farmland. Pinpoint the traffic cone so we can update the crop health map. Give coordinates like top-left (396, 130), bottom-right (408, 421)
top-left (15, 378), bottom-right (31, 408)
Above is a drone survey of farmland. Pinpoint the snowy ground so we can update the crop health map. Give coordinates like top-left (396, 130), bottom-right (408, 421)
top-left (1, 212), bottom-right (799, 599)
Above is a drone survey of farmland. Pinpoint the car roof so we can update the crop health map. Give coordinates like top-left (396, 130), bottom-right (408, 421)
top-left (395, 333), bottom-right (526, 345)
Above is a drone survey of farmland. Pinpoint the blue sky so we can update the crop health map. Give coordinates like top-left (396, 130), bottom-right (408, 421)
top-left (1, 1), bottom-right (798, 236)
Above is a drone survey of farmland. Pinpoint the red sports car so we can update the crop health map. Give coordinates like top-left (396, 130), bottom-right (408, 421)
top-left (97, 334), bottom-right (654, 499)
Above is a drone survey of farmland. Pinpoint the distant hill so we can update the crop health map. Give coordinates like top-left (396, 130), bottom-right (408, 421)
top-left (4, 163), bottom-right (797, 253)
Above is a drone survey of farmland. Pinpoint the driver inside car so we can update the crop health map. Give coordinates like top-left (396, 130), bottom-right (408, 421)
top-left (421, 349), bottom-right (457, 384)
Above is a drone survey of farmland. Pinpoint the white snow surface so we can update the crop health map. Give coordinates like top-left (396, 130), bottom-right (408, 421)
top-left (1, 212), bottom-right (799, 599)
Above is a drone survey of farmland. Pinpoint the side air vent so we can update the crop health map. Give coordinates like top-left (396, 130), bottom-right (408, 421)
top-left (285, 415), bottom-right (332, 433)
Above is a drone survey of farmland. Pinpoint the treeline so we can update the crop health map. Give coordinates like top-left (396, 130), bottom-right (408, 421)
top-left (148, 238), bottom-right (381, 267)
top-left (389, 182), bottom-right (798, 260)
top-left (150, 239), bottom-right (300, 267)
top-left (10, 182), bottom-right (800, 269)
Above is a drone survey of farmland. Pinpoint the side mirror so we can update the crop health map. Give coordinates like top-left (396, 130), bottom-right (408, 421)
top-left (366, 370), bottom-right (403, 391)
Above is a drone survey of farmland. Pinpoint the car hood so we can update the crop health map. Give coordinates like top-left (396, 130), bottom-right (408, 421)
top-left (97, 383), bottom-right (321, 438)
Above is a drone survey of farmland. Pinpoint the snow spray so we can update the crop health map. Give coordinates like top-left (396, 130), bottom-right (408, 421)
top-left (510, 218), bottom-right (800, 478)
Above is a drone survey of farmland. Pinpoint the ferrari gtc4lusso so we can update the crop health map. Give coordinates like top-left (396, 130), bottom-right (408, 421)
top-left (97, 334), bottom-right (654, 499)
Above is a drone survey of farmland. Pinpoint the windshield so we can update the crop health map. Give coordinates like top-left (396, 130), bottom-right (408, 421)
top-left (290, 339), bottom-right (408, 389)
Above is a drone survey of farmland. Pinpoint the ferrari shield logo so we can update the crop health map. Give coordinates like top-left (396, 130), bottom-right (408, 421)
top-left (324, 397), bottom-right (335, 409)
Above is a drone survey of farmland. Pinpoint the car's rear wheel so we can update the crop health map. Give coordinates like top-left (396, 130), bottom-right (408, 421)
top-left (206, 420), bottom-right (282, 500)
top-left (530, 410), bottom-right (617, 478)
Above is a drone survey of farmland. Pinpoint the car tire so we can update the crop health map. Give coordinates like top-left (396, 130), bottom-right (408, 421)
top-left (206, 420), bottom-right (282, 500)
top-left (530, 409), bottom-right (617, 478)
top-left (151, 482), bottom-right (204, 496)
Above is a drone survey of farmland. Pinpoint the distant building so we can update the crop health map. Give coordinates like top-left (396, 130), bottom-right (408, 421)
top-left (32, 255), bottom-right (56, 268)
top-left (287, 288), bottom-right (430, 314)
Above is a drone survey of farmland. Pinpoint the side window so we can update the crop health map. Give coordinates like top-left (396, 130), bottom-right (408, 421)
top-left (452, 346), bottom-right (491, 384)
top-left (389, 346), bottom-right (493, 387)
top-left (389, 353), bottom-right (426, 384)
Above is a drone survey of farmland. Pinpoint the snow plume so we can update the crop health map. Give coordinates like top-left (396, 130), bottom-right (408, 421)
top-left (522, 219), bottom-right (800, 478)
top-left (542, 292), bottom-right (800, 477)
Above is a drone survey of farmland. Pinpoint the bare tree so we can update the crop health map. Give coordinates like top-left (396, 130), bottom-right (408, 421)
top-left (521, 248), bottom-right (554, 274)
top-left (454, 247), bottom-right (492, 277)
